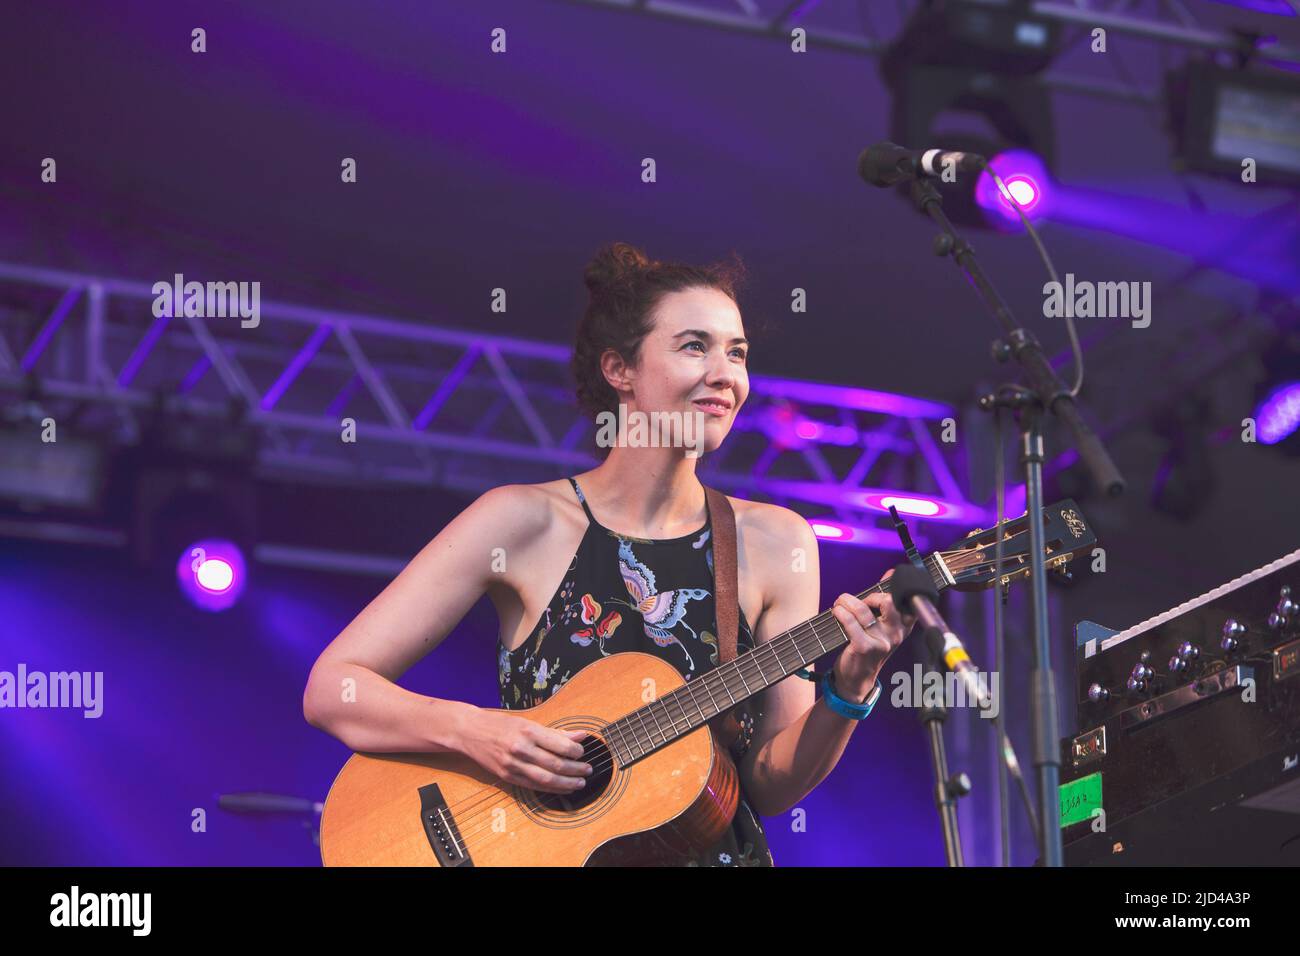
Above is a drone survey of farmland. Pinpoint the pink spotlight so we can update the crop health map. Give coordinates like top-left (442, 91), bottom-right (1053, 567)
top-left (860, 492), bottom-right (951, 519)
top-left (880, 496), bottom-right (941, 517)
top-left (196, 558), bottom-right (235, 592)
top-left (976, 149), bottom-right (1052, 229)
top-left (176, 538), bottom-right (246, 611)
top-left (810, 522), bottom-right (846, 539)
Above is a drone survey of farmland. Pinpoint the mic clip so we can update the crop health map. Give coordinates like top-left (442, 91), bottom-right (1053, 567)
top-left (888, 505), bottom-right (926, 571)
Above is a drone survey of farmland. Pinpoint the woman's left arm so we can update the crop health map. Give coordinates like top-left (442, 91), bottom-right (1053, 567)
top-left (737, 511), bottom-right (913, 818)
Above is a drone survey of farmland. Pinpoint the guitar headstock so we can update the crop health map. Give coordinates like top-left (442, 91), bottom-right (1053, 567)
top-left (938, 501), bottom-right (1096, 591)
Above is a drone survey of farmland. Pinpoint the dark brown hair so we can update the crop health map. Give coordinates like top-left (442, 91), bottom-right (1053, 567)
top-left (572, 241), bottom-right (749, 424)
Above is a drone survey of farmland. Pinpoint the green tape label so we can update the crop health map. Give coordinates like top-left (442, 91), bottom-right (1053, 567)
top-left (1060, 772), bottom-right (1102, 828)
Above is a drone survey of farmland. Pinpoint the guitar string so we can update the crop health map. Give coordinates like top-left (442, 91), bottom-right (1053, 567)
top-left (444, 610), bottom-right (856, 854)
top-left (437, 628), bottom-right (835, 854)
top-left (460, 568), bottom-right (908, 811)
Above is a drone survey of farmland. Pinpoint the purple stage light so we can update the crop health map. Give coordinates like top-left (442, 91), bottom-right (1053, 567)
top-left (176, 538), bottom-right (247, 611)
top-left (807, 519), bottom-right (924, 550)
top-left (885, 496), bottom-right (940, 517)
top-left (976, 150), bottom-right (1052, 229)
top-left (1257, 382), bottom-right (1300, 444)
top-left (810, 522), bottom-right (846, 539)
top-left (780, 411), bottom-right (859, 447)
top-left (860, 491), bottom-right (947, 518)
top-left (749, 375), bottom-right (952, 419)
top-left (1208, 0), bottom-right (1295, 15)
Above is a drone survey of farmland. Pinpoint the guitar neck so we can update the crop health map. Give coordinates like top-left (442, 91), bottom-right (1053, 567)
top-left (604, 551), bottom-right (953, 766)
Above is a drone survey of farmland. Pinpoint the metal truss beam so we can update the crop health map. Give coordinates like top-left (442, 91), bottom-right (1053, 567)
top-left (552, 0), bottom-right (1300, 106)
top-left (0, 260), bottom-right (984, 551)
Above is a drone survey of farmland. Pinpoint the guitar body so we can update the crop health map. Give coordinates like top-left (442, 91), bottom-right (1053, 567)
top-left (319, 652), bottom-right (742, 866)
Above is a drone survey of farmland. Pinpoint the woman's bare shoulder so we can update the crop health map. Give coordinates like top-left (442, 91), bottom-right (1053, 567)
top-left (471, 478), bottom-right (582, 542)
top-left (729, 495), bottom-right (814, 545)
top-left (471, 481), bottom-right (561, 534)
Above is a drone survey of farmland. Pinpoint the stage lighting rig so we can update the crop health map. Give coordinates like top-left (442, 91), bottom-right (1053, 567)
top-left (125, 413), bottom-right (259, 575)
top-left (1253, 327), bottom-right (1300, 454)
top-left (0, 400), bottom-right (108, 515)
top-left (1165, 60), bottom-right (1300, 186)
top-left (880, 0), bottom-right (1062, 228)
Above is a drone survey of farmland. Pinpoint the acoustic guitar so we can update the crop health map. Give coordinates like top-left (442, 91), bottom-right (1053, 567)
top-left (319, 501), bottom-right (1096, 866)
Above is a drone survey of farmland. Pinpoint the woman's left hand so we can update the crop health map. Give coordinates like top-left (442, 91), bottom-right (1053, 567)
top-left (829, 569), bottom-right (915, 696)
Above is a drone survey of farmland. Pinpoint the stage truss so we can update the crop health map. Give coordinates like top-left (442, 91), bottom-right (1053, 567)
top-left (0, 260), bottom-right (981, 552)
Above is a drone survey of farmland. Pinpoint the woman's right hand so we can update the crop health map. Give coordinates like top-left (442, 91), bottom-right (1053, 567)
top-left (460, 710), bottom-right (594, 794)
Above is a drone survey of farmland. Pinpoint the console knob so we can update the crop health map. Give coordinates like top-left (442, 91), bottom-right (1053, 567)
top-left (1127, 659), bottom-right (1153, 692)
top-left (1271, 587), bottom-right (1294, 630)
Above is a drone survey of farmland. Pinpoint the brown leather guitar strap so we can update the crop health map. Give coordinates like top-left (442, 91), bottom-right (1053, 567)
top-left (704, 485), bottom-right (737, 664)
top-left (703, 485), bottom-right (743, 748)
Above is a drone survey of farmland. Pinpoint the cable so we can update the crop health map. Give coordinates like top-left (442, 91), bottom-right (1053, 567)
top-left (983, 164), bottom-right (1084, 399)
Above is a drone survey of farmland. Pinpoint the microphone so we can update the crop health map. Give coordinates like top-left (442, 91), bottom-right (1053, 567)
top-left (889, 563), bottom-right (996, 715)
top-left (857, 142), bottom-right (987, 188)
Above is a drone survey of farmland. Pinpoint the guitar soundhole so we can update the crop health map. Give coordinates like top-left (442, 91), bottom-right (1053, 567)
top-left (532, 734), bottom-right (613, 813)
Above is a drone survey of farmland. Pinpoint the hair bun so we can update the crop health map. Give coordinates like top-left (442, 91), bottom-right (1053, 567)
top-left (584, 241), bottom-right (655, 294)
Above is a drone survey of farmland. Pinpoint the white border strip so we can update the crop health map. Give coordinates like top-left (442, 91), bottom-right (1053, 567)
top-left (1088, 548), bottom-right (1300, 658)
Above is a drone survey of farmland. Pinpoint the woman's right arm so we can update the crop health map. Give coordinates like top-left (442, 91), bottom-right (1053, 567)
top-left (302, 484), bottom-right (593, 794)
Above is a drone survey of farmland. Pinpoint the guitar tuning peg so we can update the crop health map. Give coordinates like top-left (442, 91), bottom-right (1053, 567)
top-left (1048, 565), bottom-right (1074, 585)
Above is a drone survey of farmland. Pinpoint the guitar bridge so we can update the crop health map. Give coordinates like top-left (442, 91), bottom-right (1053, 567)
top-left (418, 782), bottom-right (473, 867)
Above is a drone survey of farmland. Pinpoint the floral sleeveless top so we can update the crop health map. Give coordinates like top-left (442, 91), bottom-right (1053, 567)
top-left (496, 477), bottom-right (775, 867)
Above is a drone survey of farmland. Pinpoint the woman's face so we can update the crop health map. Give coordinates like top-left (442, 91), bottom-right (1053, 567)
top-left (606, 286), bottom-right (750, 454)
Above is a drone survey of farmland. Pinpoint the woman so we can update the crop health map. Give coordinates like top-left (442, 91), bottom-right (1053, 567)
top-left (303, 242), bottom-right (913, 866)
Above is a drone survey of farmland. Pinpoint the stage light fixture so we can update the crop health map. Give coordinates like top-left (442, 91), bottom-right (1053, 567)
top-left (0, 426), bottom-right (107, 513)
top-left (1252, 329), bottom-right (1300, 454)
top-left (1206, 1), bottom-right (1298, 18)
top-left (1166, 60), bottom-right (1300, 185)
top-left (176, 537), bottom-right (247, 612)
top-left (976, 148), bottom-right (1054, 229)
top-left (127, 415), bottom-right (258, 574)
top-left (1256, 382), bottom-right (1300, 444)
top-left (880, 0), bottom-right (1061, 228)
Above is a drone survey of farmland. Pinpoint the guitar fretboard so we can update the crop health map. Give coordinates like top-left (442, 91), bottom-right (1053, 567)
top-left (602, 553), bottom-right (949, 766)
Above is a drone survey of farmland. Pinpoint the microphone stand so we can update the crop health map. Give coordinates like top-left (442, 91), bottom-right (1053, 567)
top-left (917, 642), bottom-right (971, 866)
top-left (904, 176), bottom-right (1125, 868)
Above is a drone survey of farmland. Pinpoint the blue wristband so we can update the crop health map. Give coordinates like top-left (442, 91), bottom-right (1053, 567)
top-left (819, 669), bottom-right (881, 720)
